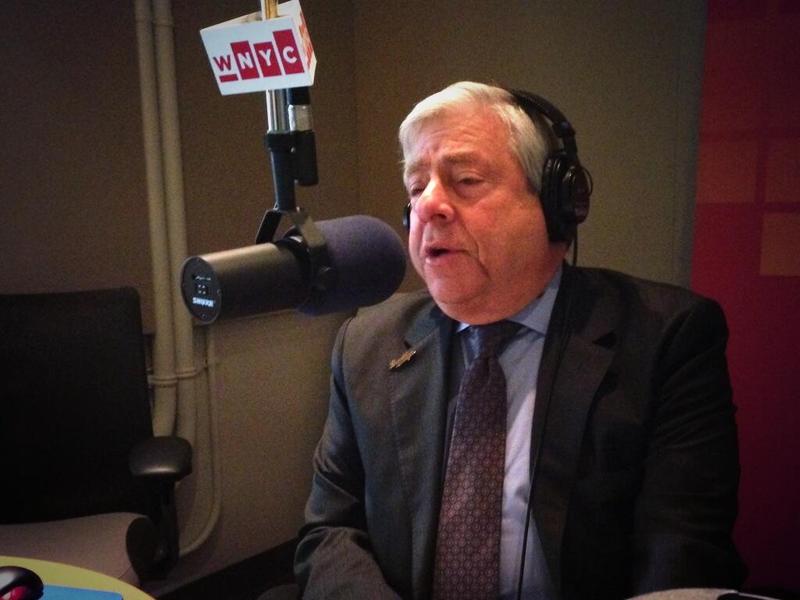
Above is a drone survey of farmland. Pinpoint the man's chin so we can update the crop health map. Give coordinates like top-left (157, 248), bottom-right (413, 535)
top-left (426, 282), bottom-right (474, 307)
top-left (426, 285), bottom-right (485, 322)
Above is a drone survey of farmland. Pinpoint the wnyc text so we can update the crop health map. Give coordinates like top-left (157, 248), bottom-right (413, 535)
top-left (211, 29), bottom-right (307, 84)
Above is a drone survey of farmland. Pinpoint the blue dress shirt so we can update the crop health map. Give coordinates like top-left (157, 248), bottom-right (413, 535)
top-left (452, 267), bottom-right (561, 598)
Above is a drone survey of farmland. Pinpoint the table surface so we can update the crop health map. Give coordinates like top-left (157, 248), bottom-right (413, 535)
top-left (629, 590), bottom-right (735, 599)
top-left (0, 556), bottom-right (155, 600)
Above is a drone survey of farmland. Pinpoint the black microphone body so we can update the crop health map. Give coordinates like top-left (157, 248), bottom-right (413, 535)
top-left (181, 215), bottom-right (406, 323)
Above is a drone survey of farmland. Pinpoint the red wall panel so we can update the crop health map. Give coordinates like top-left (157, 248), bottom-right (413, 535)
top-left (692, 0), bottom-right (800, 591)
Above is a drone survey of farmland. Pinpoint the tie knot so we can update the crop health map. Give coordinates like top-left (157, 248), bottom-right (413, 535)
top-left (470, 320), bottom-right (521, 358)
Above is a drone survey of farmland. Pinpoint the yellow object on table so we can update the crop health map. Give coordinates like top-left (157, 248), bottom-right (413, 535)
top-left (0, 556), bottom-right (154, 600)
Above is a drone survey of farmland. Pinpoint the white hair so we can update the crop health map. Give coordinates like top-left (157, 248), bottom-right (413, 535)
top-left (398, 81), bottom-right (556, 193)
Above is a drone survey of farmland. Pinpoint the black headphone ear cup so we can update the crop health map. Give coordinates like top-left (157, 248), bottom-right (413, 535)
top-left (539, 156), bottom-right (554, 228)
top-left (403, 202), bottom-right (411, 230)
top-left (559, 162), bottom-right (577, 223)
top-left (563, 165), bottom-right (591, 225)
top-left (541, 154), bottom-right (566, 242)
top-left (542, 152), bottom-right (591, 242)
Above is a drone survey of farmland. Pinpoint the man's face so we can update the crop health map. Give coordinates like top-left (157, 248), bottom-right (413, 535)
top-left (403, 105), bottom-right (565, 324)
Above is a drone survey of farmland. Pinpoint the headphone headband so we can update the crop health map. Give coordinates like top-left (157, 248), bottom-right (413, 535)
top-left (508, 89), bottom-right (579, 161)
top-left (507, 89), bottom-right (591, 242)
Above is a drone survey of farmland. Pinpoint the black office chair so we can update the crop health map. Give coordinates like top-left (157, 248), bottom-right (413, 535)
top-left (0, 287), bottom-right (191, 585)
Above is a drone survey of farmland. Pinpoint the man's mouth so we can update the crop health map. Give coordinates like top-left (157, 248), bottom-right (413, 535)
top-left (422, 242), bottom-right (453, 258)
top-left (423, 243), bottom-right (461, 262)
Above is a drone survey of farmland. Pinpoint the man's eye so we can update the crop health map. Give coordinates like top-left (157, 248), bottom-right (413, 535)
top-left (407, 184), bottom-right (424, 198)
top-left (456, 176), bottom-right (485, 192)
top-left (455, 172), bottom-right (484, 185)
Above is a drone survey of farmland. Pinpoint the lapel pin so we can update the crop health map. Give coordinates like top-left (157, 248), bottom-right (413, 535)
top-left (388, 348), bottom-right (417, 371)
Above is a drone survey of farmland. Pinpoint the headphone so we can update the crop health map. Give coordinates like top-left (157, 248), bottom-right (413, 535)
top-left (402, 89), bottom-right (592, 243)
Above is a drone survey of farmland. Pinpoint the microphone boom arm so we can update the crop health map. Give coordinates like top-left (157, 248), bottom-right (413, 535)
top-left (255, 86), bottom-right (332, 303)
top-left (256, 86), bottom-right (320, 243)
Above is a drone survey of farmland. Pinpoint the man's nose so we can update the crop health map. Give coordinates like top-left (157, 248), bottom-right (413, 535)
top-left (414, 179), bottom-right (455, 225)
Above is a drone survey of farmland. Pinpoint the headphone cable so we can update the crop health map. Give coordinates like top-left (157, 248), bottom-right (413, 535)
top-left (515, 475), bottom-right (535, 600)
top-left (514, 270), bottom-right (575, 600)
top-left (571, 231), bottom-right (579, 266)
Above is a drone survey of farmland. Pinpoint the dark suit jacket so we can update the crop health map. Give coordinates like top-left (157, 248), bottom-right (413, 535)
top-left (295, 265), bottom-right (746, 599)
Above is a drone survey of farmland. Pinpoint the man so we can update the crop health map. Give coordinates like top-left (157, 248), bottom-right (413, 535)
top-left (294, 82), bottom-right (745, 599)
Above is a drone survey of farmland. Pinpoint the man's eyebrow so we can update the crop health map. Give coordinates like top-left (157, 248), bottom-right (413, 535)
top-left (403, 151), bottom-right (484, 181)
top-left (403, 159), bottom-right (426, 182)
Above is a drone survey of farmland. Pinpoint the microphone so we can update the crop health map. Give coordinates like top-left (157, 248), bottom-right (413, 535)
top-left (181, 215), bottom-right (406, 323)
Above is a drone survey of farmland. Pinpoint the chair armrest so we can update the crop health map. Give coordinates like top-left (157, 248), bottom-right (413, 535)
top-left (127, 436), bottom-right (193, 578)
top-left (129, 436), bottom-right (192, 483)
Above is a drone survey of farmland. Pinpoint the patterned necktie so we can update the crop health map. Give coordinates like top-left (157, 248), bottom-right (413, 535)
top-left (433, 320), bottom-right (521, 600)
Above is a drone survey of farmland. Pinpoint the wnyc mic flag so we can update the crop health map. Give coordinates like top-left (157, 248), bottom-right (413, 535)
top-left (200, 0), bottom-right (316, 95)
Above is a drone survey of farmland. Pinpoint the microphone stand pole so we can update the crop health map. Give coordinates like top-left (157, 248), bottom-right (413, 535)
top-left (254, 0), bottom-right (331, 297)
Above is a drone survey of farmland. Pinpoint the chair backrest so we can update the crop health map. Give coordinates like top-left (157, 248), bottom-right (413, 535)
top-left (0, 287), bottom-right (157, 524)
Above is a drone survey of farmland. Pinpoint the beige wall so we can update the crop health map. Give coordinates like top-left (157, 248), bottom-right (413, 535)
top-left (0, 0), bottom-right (706, 591)
top-left (0, 1), bottom-right (153, 318)
top-left (158, 310), bottom-right (344, 594)
top-left (353, 0), bottom-right (706, 287)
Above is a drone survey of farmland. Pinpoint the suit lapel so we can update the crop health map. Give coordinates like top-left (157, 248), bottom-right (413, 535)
top-left (531, 266), bottom-right (617, 594)
top-left (388, 301), bottom-right (454, 598)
